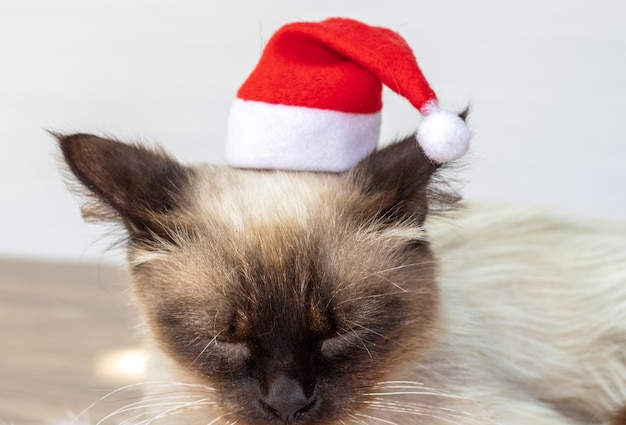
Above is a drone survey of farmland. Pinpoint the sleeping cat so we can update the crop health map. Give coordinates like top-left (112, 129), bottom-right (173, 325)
top-left (58, 132), bottom-right (626, 425)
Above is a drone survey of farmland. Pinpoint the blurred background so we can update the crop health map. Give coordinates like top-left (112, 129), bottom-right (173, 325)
top-left (2, 0), bottom-right (626, 264)
top-left (1, 1), bottom-right (625, 422)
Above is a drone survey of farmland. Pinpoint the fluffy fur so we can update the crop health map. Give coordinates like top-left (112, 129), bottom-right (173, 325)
top-left (58, 133), bottom-right (626, 425)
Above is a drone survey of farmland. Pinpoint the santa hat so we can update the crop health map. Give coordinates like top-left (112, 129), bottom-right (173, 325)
top-left (226, 17), bottom-right (469, 172)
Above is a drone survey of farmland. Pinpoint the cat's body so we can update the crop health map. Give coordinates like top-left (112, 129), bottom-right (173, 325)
top-left (59, 133), bottom-right (626, 425)
top-left (426, 205), bottom-right (626, 424)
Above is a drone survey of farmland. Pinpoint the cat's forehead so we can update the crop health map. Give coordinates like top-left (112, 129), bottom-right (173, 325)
top-left (192, 165), bottom-right (350, 232)
top-left (129, 162), bottom-right (431, 303)
top-left (129, 163), bottom-right (428, 271)
top-left (129, 166), bottom-right (349, 290)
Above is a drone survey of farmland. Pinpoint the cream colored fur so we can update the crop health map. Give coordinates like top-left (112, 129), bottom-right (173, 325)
top-left (402, 204), bottom-right (626, 424)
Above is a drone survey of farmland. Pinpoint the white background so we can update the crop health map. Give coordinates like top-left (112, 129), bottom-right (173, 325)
top-left (1, 0), bottom-right (625, 264)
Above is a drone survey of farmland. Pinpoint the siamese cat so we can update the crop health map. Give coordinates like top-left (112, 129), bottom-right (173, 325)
top-left (58, 132), bottom-right (626, 425)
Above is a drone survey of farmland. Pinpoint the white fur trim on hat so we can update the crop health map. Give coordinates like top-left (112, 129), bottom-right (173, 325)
top-left (227, 99), bottom-right (381, 172)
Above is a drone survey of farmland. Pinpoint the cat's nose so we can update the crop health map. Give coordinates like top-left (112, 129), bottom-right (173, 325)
top-left (260, 375), bottom-right (316, 422)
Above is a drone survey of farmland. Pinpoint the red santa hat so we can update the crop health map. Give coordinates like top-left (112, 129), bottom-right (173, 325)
top-left (226, 17), bottom-right (469, 172)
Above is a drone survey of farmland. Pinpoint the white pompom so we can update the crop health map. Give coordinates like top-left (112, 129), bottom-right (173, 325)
top-left (416, 109), bottom-right (470, 163)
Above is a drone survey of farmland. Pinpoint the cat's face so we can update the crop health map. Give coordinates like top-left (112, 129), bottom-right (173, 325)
top-left (59, 133), bottom-right (454, 424)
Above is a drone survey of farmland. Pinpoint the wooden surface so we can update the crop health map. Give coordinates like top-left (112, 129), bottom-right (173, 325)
top-left (0, 259), bottom-right (142, 424)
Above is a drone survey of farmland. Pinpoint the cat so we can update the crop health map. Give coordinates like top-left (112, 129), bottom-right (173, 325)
top-left (58, 132), bottom-right (626, 425)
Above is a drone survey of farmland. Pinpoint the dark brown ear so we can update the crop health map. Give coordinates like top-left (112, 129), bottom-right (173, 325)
top-left (350, 135), bottom-right (453, 226)
top-left (57, 133), bottom-right (194, 239)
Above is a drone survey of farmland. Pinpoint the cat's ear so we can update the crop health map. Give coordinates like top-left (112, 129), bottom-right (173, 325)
top-left (349, 135), bottom-right (457, 226)
top-left (57, 133), bottom-right (195, 239)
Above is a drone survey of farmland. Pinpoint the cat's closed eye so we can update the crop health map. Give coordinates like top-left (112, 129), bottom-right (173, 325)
top-left (210, 339), bottom-right (251, 363)
top-left (320, 332), bottom-right (358, 359)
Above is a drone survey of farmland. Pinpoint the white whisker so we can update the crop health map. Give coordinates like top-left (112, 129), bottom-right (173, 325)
top-left (351, 412), bottom-right (399, 425)
top-left (345, 320), bottom-right (408, 349)
top-left (354, 380), bottom-right (487, 425)
top-left (346, 412), bottom-right (370, 425)
top-left (69, 381), bottom-right (216, 424)
top-left (205, 415), bottom-right (227, 425)
top-left (189, 332), bottom-right (223, 369)
top-left (99, 395), bottom-right (210, 423)
top-left (145, 398), bottom-right (214, 424)
top-left (365, 390), bottom-right (467, 399)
